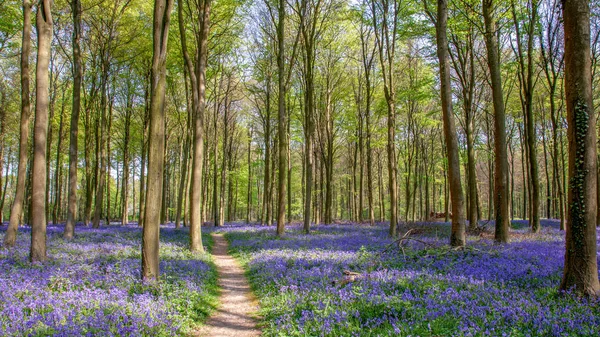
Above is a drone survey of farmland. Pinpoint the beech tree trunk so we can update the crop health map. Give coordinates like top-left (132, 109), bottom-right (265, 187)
top-left (4, 0), bottom-right (32, 247)
top-left (121, 81), bottom-right (132, 226)
top-left (142, 0), bottom-right (174, 280)
top-left (180, 0), bottom-right (211, 253)
top-left (370, 0), bottom-right (399, 237)
top-left (64, 0), bottom-right (82, 238)
top-left (482, 0), bottom-right (510, 243)
top-left (31, 0), bottom-right (53, 262)
top-left (52, 91), bottom-right (66, 225)
top-left (432, 0), bottom-right (466, 247)
top-left (559, 0), bottom-right (600, 297)
top-left (276, 0), bottom-right (287, 236)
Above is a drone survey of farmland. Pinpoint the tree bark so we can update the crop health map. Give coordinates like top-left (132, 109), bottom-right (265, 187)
top-left (5, 0), bottom-right (32, 247)
top-left (142, 0), bottom-right (174, 280)
top-left (559, 0), bottom-right (600, 297)
top-left (511, 0), bottom-right (539, 232)
top-left (64, 0), bottom-right (82, 238)
top-left (183, 0), bottom-right (211, 253)
top-left (53, 90), bottom-right (66, 225)
top-left (276, 0), bottom-right (287, 236)
top-left (30, 0), bottom-right (53, 262)
top-left (360, 22), bottom-right (376, 226)
top-left (431, 0), bottom-right (466, 246)
top-left (92, 59), bottom-right (109, 229)
top-left (370, 0), bottom-right (399, 236)
top-left (482, 0), bottom-right (510, 243)
top-left (247, 128), bottom-right (252, 223)
top-left (121, 79), bottom-right (132, 226)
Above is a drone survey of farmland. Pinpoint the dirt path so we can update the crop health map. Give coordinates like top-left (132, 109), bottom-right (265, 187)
top-left (196, 233), bottom-right (261, 337)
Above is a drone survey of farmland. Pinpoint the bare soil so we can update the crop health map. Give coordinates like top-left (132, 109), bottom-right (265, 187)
top-left (195, 233), bottom-right (261, 337)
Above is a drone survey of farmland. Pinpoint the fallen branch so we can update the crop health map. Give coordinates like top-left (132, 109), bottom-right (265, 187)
top-left (379, 229), bottom-right (435, 258)
top-left (332, 270), bottom-right (367, 286)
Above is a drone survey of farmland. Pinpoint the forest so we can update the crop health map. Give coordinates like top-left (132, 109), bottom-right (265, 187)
top-left (0, 0), bottom-right (599, 335)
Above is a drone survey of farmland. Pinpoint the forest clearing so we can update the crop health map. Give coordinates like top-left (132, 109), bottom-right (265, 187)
top-left (1, 0), bottom-right (600, 335)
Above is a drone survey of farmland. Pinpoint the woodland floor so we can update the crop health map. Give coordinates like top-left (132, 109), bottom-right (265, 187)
top-left (196, 233), bottom-right (261, 337)
top-left (0, 223), bottom-right (219, 336)
top-left (2, 220), bottom-right (600, 336)
top-left (222, 220), bottom-right (600, 336)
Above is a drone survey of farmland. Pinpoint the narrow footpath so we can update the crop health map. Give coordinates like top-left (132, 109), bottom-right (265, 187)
top-left (196, 233), bottom-right (261, 337)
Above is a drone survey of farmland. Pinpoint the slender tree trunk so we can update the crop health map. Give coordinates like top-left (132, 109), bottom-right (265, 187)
top-left (175, 130), bottom-right (190, 228)
top-left (541, 117), bottom-right (551, 219)
top-left (142, 0), bottom-right (174, 280)
top-left (64, 0), bottom-right (82, 238)
top-left (212, 85), bottom-right (220, 226)
top-left (106, 86), bottom-right (114, 224)
top-left (275, 0), bottom-right (287, 235)
top-left (358, 113), bottom-right (364, 223)
top-left (30, 0), bottom-right (53, 262)
top-left (46, 57), bottom-right (56, 226)
top-left (287, 109), bottom-right (292, 222)
top-left (303, 59), bottom-right (314, 233)
top-left (483, 0), bottom-right (510, 243)
top-left (121, 88), bottom-right (132, 225)
top-left (92, 60), bottom-right (109, 229)
top-left (466, 119), bottom-right (478, 229)
top-left (362, 35), bottom-right (376, 226)
top-left (0, 150), bottom-right (12, 221)
top-left (511, 0), bottom-right (540, 232)
top-left (160, 125), bottom-right (168, 225)
top-left (53, 91), bottom-right (66, 225)
top-left (377, 150), bottom-right (385, 222)
top-left (187, 0), bottom-right (211, 253)
top-left (84, 108), bottom-right (94, 226)
top-left (4, 0), bottom-right (33, 247)
top-left (0, 95), bottom-right (7, 222)
top-left (370, 0), bottom-right (399, 236)
top-left (219, 93), bottom-right (229, 227)
top-left (246, 129), bottom-right (252, 223)
top-left (432, 0), bottom-right (466, 246)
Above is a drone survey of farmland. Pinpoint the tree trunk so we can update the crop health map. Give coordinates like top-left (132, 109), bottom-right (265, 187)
top-left (4, 0), bottom-right (32, 247)
top-left (64, 0), bottom-right (82, 238)
top-left (482, 0), bottom-right (510, 243)
top-left (511, 0), bottom-right (540, 232)
top-left (30, 0), bottom-right (53, 262)
top-left (247, 128), bottom-right (252, 223)
top-left (432, 0), bottom-right (466, 246)
top-left (559, 0), bottom-right (600, 297)
top-left (185, 0), bottom-right (211, 253)
top-left (121, 85), bottom-right (132, 226)
top-left (53, 90), bottom-right (66, 225)
top-left (92, 59), bottom-right (109, 229)
top-left (175, 128), bottom-right (190, 228)
top-left (370, 0), bottom-right (399, 236)
top-left (142, 0), bottom-right (174, 281)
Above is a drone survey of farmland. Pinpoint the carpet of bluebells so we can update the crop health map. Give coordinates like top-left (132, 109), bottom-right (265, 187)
top-left (0, 223), bottom-right (218, 336)
top-left (224, 220), bottom-right (600, 337)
